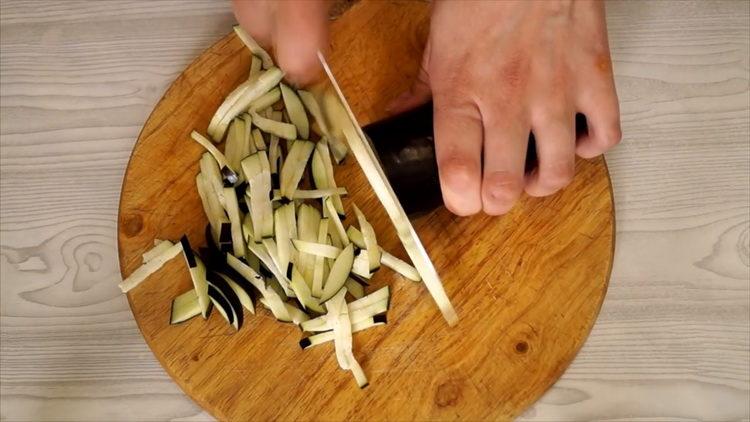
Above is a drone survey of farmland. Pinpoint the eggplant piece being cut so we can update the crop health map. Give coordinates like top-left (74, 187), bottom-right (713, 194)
top-left (320, 56), bottom-right (456, 324)
top-left (170, 289), bottom-right (203, 324)
top-left (119, 241), bottom-right (183, 293)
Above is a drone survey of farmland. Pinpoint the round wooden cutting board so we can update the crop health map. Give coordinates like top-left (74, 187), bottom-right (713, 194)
top-left (117, 2), bottom-right (615, 420)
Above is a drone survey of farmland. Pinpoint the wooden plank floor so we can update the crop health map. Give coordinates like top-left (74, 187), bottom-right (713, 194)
top-left (1, 1), bottom-right (748, 420)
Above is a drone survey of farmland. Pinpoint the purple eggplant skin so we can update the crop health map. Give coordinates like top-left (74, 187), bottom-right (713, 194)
top-left (206, 271), bottom-right (244, 329)
top-left (364, 102), bottom-right (441, 217)
top-left (207, 285), bottom-right (234, 325)
top-left (365, 104), bottom-right (589, 215)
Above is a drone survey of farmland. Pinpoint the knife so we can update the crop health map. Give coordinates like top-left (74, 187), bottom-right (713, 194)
top-left (318, 52), bottom-right (458, 326)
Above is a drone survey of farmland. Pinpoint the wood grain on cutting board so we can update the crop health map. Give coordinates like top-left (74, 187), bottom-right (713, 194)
top-left (116, 1), bottom-right (614, 420)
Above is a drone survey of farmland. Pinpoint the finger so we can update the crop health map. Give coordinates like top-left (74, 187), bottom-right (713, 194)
top-left (525, 108), bottom-right (576, 197)
top-left (575, 61), bottom-right (622, 158)
top-left (274, 0), bottom-right (331, 86)
top-left (481, 113), bottom-right (529, 215)
top-left (386, 39), bottom-right (432, 115)
top-left (433, 99), bottom-right (483, 216)
top-left (232, 0), bottom-right (274, 47)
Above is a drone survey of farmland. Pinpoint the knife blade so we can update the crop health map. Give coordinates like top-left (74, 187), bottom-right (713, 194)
top-left (317, 52), bottom-right (458, 326)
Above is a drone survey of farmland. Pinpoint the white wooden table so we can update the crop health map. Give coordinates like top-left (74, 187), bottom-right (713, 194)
top-left (1, 1), bottom-right (748, 420)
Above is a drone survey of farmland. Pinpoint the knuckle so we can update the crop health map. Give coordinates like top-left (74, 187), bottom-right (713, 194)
top-left (543, 161), bottom-right (575, 189)
top-left (439, 155), bottom-right (480, 187)
top-left (600, 125), bottom-right (622, 149)
top-left (482, 171), bottom-right (523, 214)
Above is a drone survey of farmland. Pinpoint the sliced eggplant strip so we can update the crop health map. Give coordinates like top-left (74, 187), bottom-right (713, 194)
top-left (289, 265), bottom-right (325, 314)
top-left (179, 236), bottom-right (211, 318)
top-left (299, 316), bottom-right (385, 349)
top-left (119, 241), bottom-right (183, 293)
top-left (327, 290), bottom-right (368, 388)
top-left (296, 204), bottom-right (321, 285)
top-left (244, 234), bottom-right (293, 295)
top-left (346, 226), bottom-right (420, 281)
top-left (351, 250), bottom-right (372, 281)
top-left (206, 270), bottom-right (244, 330)
top-left (380, 251), bottom-right (421, 282)
top-left (241, 152), bottom-right (274, 239)
top-left (224, 118), bottom-right (246, 173)
top-left (259, 297), bottom-right (309, 324)
top-left (320, 243), bottom-right (354, 302)
top-left (353, 204), bottom-right (382, 272)
top-left (320, 54), bottom-right (456, 324)
top-left (268, 133), bottom-right (281, 173)
top-left (249, 54), bottom-right (262, 79)
top-left (142, 239), bottom-right (174, 264)
top-left (196, 173), bottom-right (231, 246)
top-left (271, 187), bottom-right (347, 200)
top-left (233, 25), bottom-right (273, 69)
top-left (311, 219), bottom-right (328, 298)
top-left (251, 111), bottom-right (297, 141)
top-left (207, 285), bottom-right (235, 327)
top-left (222, 187), bottom-right (246, 258)
top-left (292, 239), bottom-right (341, 259)
top-left (280, 83), bottom-right (309, 139)
top-left (301, 296), bottom-right (387, 332)
top-left (298, 89), bottom-right (330, 135)
top-left (349, 286), bottom-right (389, 311)
top-left (328, 290), bottom-right (352, 368)
top-left (242, 114), bottom-right (257, 155)
top-left (191, 131), bottom-right (238, 184)
top-left (211, 67), bottom-right (284, 140)
top-left (345, 278), bottom-right (365, 299)
top-left (220, 273), bottom-right (256, 314)
top-left (312, 139), bottom-right (345, 215)
top-left (199, 153), bottom-right (226, 204)
top-left (170, 289), bottom-right (202, 324)
top-left (247, 87), bottom-right (280, 113)
top-left (274, 206), bottom-right (292, 278)
top-left (324, 197), bottom-right (349, 247)
top-left (252, 128), bottom-right (267, 151)
top-left (226, 253), bottom-right (265, 291)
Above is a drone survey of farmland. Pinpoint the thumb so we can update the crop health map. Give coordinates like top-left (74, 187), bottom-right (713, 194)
top-left (386, 39), bottom-right (432, 115)
top-left (274, 0), bottom-right (331, 86)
